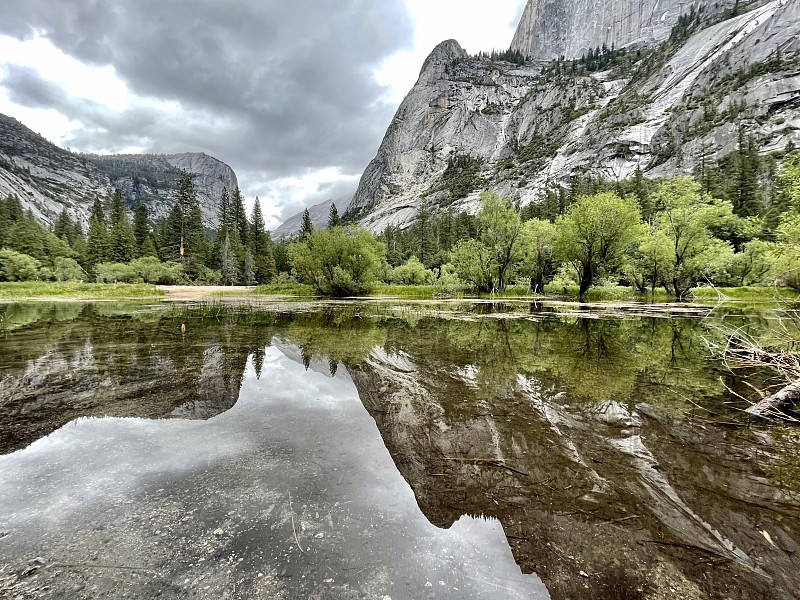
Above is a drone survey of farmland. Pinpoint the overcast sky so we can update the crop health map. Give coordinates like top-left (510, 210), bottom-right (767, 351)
top-left (0, 0), bottom-right (526, 229)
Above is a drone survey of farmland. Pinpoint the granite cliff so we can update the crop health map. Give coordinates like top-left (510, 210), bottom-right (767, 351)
top-left (510, 0), bottom-right (739, 60)
top-left (0, 114), bottom-right (237, 230)
top-left (348, 0), bottom-right (799, 232)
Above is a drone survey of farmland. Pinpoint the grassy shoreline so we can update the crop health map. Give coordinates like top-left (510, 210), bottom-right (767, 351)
top-left (1, 281), bottom-right (796, 303)
top-left (0, 282), bottom-right (163, 300)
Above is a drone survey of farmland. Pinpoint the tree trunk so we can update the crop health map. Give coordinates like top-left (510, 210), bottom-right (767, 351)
top-left (579, 263), bottom-right (593, 299)
top-left (745, 379), bottom-right (800, 420)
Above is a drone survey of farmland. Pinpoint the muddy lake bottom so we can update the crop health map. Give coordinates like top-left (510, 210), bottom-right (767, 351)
top-left (1, 299), bottom-right (799, 600)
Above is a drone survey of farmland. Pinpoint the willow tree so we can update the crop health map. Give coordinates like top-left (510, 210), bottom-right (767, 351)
top-left (288, 226), bottom-right (385, 296)
top-left (555, 192), bottom-right (642, 298)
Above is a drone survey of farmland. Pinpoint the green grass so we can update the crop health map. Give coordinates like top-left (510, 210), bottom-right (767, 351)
top-left (252, 283), bottom-right (318, 296)
top-left (691, 286), bottom-right (798, 301)
top-left (0, 281), bottom-right (163, 299)
top-left (373, 284), bottom-right (454, 299)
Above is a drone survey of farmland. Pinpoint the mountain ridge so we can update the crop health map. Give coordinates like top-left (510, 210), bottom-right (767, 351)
top-left (345, 0), bottom-right (799, 232)
top-left (0, 113), bottom-right (238, 231)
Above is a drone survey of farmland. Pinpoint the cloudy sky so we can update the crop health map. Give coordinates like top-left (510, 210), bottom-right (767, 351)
top-left (0, 0), bottom-right (526, 229)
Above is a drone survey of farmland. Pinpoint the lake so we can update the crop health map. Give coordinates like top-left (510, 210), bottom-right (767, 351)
top-left (1, 300), bottom-right (798, 600)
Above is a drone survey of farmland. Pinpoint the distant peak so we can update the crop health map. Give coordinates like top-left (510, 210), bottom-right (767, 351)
top-left (420, 39), bottom-right (467, 75)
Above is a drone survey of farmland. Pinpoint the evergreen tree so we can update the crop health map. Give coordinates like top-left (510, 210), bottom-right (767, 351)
top-left (160, 204), bottom-right (184, 263)
top-left (90, 197), bottom-right (106, 226)
top-left (230, 187), bottom-right (249, 247)
top-left (85, 214), bottom-right (109, 270)
top-left (109, 190), bottom-right (126, 226)
top-left (300, 208), bottom-right (314, 239)
top-left (133, 202), bottom-right (150, 255)
top-left (108, 190), bottom-right (135, 262)
top-left (249, 198), bottom-right (276, 283)
top-left (734, 127), bottom-right (761, 217)
top-left (220, 232), bottom-right (239, 285)
top-left (217, 188), bottom-right (232, 232)
top-left (176, 172), bottom-right (207, 277)
top-left (53, 209), bottom-right (73, 242)
top-left (244, 248), bottom-right (256, 285)
top-left (328, 202), bottom-right (341, 228)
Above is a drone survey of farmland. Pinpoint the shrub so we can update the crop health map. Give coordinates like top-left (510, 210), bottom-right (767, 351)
top-left (94, 262), bottom-right (139, 283)
top-left (52, 257), bottom-right (86, 282)
top-left (0, 249), bottom-right (41, 281)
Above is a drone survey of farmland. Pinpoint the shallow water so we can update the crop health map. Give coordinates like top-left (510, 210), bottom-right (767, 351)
top-left (1, 301), bottom-right (798, 599)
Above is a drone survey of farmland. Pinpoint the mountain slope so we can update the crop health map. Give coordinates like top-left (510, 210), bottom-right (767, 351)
top-left (348, 0), bottom-right (799, 232)
top-left (271, 197), bottom-right (351, 241)
top-left (0, 114), bottom-right (238, 230)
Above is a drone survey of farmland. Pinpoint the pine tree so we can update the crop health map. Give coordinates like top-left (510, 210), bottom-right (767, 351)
top-left (90, 197), bottom-right (106, 225)
top-left (328, 202), bottom-right (340, 228)
top-left (249, 198), bottom-right (276, 283)
top-left (220, 232), bottom-right (239, 285)
top-left (176, 172), bottom-right (207, 278)
top-left (109, 190), bottom-right (126, 226)
top-left (217, 188), bottom-right (232, 232)
top-left (160, 204), bottom-right (184, 263)
top-left (230, 187), bottom-right (249, 247)
top-left (133, 202), bottom-right (150, 256)
top-left (85, 214), bottom-right (109, 269)
top-left (735, 127), bottom-right (761, 217)
top-left (244, 248), bottom-right (255, 285)
top-left (108, 190), bottom-right (135, 262)
top-left (300, 208), bottom-right (313, 238)
top-left (53, 208), bottom-right (72, 242)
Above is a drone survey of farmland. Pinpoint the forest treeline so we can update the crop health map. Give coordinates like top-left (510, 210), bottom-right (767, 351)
top-left (1, 148), bottom-right (799, 299)
top-left (0, 173), bottom-right (275, 286)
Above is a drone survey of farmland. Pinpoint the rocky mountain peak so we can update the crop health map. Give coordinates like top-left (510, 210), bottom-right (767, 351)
top-left (419, 39), bottom-right (468, 81)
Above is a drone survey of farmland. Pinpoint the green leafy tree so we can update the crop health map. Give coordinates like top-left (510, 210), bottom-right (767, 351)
top-left (389, 256), bottom-right (436, 285)
top-left (175, 172), bottom-right (207, 278)
top-left (230, 187), bottom-right (249, 247)
top-left (450, 238), bottom-right (496, 293)
top-left (52, 257), bottom-right (86, 282)
top-left (554, 192), bottom-right (642, 298)
top-left (653, 177), bottom-right (737, 299)
top-left (519, 218), bottom-right (556, 293)
top-left (476, 191), bottom-right (524, 291)
top-left (626, 226), bottom-right (673, 296)
top-left (85, 212), bottom-right (110, 270)
top-left (288, 226), bottom-right (385, 296)
top-left (0, 249), bottom-right (41, 281)
top-left (243, 249), bottom-right (256, 285)
top-left (772, 214), bottom-right (800, 290)
top-left (159, 204), bottom-right (184, 263)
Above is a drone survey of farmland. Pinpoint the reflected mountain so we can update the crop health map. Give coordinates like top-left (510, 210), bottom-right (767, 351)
top-left (1, 302), bottom-right (798, 599)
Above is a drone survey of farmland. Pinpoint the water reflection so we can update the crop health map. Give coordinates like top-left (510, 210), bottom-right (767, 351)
top-left (0, 345), bottom-right (547, 599)
top-left (1, 301), bottom-right (799, 599)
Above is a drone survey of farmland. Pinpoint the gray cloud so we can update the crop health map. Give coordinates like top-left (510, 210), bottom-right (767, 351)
top-left (0, 1), bottom-right (414, 224)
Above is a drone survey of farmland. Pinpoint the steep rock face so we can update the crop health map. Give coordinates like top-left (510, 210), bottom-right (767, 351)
top-left (510, 0), bottom-right (739, 60)
top-left (0, 114), bottom-right (109, 230)
top-left (348, 0), bottom-right (800, 232)
top-left (349, 40), bottom-right (542, 231)
top-left (0, 113), bottom-right (238, 230)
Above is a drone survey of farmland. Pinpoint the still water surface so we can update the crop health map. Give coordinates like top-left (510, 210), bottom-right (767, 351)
top-left (0, 301), bottom-right (798, 599)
